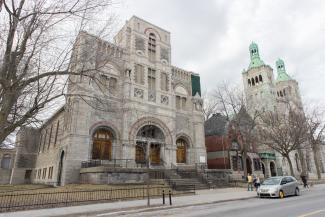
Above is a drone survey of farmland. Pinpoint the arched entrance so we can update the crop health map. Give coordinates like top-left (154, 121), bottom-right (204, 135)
top-left (135, 125), bottom-right (165, 165)
top-left (92, 128), bottom-right (114, 160)
top-left (270, 161), bottom-right (277, 177)
top-left (176, 138), bottom-right (187, 164)
top-left (246, 157), bottom-right (252, 174)
top-left (57, 151), bottom-right (64, 186)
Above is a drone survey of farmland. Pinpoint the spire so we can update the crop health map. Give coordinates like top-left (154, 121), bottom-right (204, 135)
top-left (248, 42), bottom-right (265, 69)
top-left (275, 58), bottom-right (292, 83)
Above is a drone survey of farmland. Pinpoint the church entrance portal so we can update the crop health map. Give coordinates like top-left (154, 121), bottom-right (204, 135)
top-left (136, 125), bottom-right (165, 165)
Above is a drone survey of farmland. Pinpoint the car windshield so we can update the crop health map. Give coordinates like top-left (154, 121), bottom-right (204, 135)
top-left (262, 177), bottom-right (281, 185)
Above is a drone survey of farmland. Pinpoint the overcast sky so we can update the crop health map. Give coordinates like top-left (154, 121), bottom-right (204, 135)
top-left (112, 0), bottom-right (325, 105)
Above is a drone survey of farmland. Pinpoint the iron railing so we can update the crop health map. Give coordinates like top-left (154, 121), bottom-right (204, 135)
top-left (0, 185), bottom-right (194, 213)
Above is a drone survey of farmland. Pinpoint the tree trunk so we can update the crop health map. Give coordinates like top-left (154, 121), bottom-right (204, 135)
top-left (286, 155), bottom-right (295, 177)
top-left (298, 148), bottom-right (307, 176)
top-left (243, 149), bottom-right (247, 177)
top-left (312, 143), bottom-right (322, 180)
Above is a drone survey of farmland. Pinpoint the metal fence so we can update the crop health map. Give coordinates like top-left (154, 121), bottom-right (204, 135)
top-left (0, 185), bottom-right (195, 213)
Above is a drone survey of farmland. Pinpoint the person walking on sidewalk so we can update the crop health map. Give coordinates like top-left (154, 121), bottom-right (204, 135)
top-left (254, 176), bottom-right (261, 191)
top-left (300, 172), bottom-right (309, 189)
top-left (247, 173), bottom-right (253, 191)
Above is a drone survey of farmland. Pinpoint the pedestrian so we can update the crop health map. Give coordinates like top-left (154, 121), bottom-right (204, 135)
top-left (247, 173), bottom-right (253, 191)
top-left (255, 176), bottom-right (261, 191)
top-left (300, 172), bottom-right (309, 189)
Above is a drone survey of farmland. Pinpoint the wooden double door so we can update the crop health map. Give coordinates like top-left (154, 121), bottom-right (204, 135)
top-left (176, 139), bottom-right (187, 163)
top-left (92, 140), bottom-right (112, 160)
top-left (150, 143), bottom-right (160, 164)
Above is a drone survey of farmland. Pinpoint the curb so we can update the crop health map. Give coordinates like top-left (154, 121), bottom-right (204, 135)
top-left (64, 195), bottom-right (257, 217)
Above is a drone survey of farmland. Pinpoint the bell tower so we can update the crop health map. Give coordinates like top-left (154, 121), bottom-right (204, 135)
top-left (242, 42), bottom-right (277, 115)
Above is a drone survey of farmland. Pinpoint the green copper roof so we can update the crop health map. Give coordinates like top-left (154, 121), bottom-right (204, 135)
top-left (191, 74), bottom-right (201, 96)
top-left (275, 58), bottom-right (292, 83)
top-left (248, 42), bottom-right (265, 69)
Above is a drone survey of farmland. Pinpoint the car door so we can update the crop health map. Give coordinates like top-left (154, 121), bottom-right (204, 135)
top-left (286, 177), bottom-right (295, 195)
top-left (280, 177), bottom-right (290, 195)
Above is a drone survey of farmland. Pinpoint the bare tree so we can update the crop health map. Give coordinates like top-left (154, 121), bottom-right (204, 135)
top-left (0, 0), bottom-right (116, 146)
top-left (257, 107), bottom-right (308, 176)
top-left (213, 82), bottom-right (262, 177)
top-left (305, 107), bottom-right (325, 179)
top-left (202, 90), bottom-right (218, 121)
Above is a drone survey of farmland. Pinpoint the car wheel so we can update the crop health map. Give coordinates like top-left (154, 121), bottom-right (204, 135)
top-left (279, 190), bottom-right (285, 199)
top-left (295, 188), bottom-right (300, 196)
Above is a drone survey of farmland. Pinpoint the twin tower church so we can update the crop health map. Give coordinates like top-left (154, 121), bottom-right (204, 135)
top-left (1, 16), bottom-right (321, 185)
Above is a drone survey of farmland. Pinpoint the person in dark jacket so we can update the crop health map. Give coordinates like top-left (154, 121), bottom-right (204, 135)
top-left (300, 172), bottom-right (309, 189)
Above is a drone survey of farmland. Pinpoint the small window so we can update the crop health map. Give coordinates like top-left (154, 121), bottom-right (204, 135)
top-left (252, 78), bottom-right (255, 86)
top-left (280, 91), bottom-right (283, 97)
top-left (1, 154), bottom-right (11, 169)
top-left (160, 72), bottom-right (168, 91)
top-left (148, 33), bottom-right (156, 61)
top-left (148, 68), bottom-right (156, 90)
top-left (248, 79), bottom-right (251, 86)
top-left (109, 77), bottom-right (117, 94)
top-left (135, 64), bottom-right (145, 84)
top-left (259, 75), bottom-right (263, 82)
top-left (283, 89), bottom-right (286, 96)
top-left (42, 168), bottom-right (47, 179)
top-left (255, 76), bottom-right (259, 84)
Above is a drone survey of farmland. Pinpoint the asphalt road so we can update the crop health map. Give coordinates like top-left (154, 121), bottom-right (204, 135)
top-left (114, 185), bottom-right (325, 217)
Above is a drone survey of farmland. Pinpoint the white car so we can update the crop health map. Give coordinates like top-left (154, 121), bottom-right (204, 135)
top-left (257, 176), bottom-right (300, 198)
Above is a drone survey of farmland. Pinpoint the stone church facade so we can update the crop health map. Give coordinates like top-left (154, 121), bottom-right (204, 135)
top-left (10, 16), bottom-right (206, 186)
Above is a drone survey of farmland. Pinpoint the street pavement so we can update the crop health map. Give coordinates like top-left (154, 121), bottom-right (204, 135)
top-left (1, 185), bottom-right (324, 217)
top-left (110, 185), bottom-right (325, 217)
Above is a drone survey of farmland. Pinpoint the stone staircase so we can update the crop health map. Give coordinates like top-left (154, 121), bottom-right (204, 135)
top-left (164, 168), bottom-right (209, 191)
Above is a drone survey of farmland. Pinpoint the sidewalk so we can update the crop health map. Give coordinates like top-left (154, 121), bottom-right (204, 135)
top-left (0, 188), bottom-right (257, 217)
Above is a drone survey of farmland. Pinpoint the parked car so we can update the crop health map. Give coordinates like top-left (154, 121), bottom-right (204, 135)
top-left (257, 176), bottom-right (300, 198)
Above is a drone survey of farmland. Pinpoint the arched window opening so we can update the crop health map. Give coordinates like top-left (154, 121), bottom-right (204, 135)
top-left (92, 128), bottom-right (114, 160)
top-left (252, 78), bottom-right (255, 86)
top-left (255, 76), bottom-right (259, 84)
top-left (148, 33), bottom-right (156, 61)
top-left (1, 154), bottom-right (11, 169)
top-left (176, 138), bottom-right (187, 163)
top-left (280, 91), bottom-right (283, 97)
top-left (248, 79), bottom-right (251, 87)
top-left (259, 75), bottom-right (263, 82)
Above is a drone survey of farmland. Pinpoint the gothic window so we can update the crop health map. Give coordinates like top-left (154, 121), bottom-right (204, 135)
top-left (259, 75), bottom-right (263, 82)
top-left (248, 79), bottom-right (251, 87)
top-left (160, 72), bottom-right (168, 91)
top-left (280, 91), bottom-right (283, 97)
top-left (148, 33), bottom-right (156, 61)
top-left (1, 154), bottom-right (11, 169)
top-left (255, 76), bottom-right (259, 84)
top-left (176, 96), bottom-right (181, 109)
top-left (109, 77), bottom-right (117, 94)
top-left (252, 78), bottom-right (255, 86)
top-left (181, 97), bottom-right (187, 110)
top-left (99, 74), bottom-right (109, 91)
top-left (148, 68), bottom-right (156, 90)
top-left (135, 64), bottom-right (145, 84)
